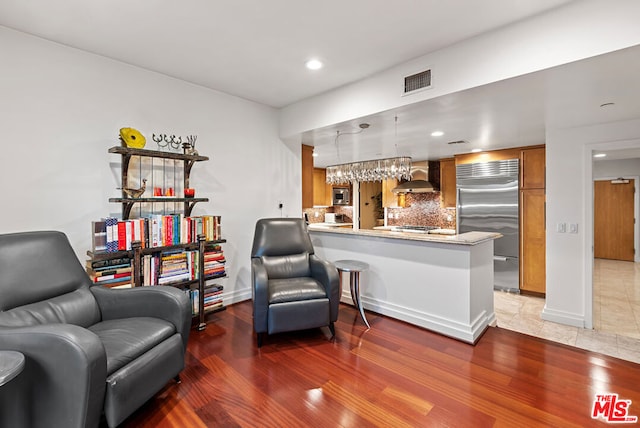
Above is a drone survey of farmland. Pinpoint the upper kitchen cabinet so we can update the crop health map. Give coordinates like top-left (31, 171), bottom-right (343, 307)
top-left (313, 168), bottom-right (332, 206)
top-left (521, 147), bottom-right (545, 189)
top-left (302, 144), bottom-right (314, 209)
top-left (455, 148), bottom-right (521, 165)
top-left (382, 179), bottom-right (399, 208)
top-left (439, 158), bottom-right (456, 208)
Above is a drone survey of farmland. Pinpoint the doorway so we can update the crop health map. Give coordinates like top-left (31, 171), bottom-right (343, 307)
top-left (591, 155), bottom-right (640, 340)
top-left (359, 181), bottom-right (382, 230)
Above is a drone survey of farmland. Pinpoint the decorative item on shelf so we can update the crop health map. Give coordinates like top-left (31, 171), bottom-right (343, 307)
top-left (153, 187), bottom-right (163, 196)
top-left (153, 133), bottom-right (182, 151)
top-left (165, 187), bottom-right (175, 197)
top-left (184, 188), bottom-right (195, 198)
top-left (183, 135), bottom-right (198, 155)
top-left (117, 178), bottom-right (147, 199)
top-left (119, 127), bottom-right (146, 149)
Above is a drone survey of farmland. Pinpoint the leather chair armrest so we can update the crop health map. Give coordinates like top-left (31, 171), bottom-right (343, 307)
top-left (0, 324), bottom-right (106, 428)
top-left (309, 255), bottom-right (340, 321)
top-left (251, 257), bottom-right (269, 333)
top-left (90, 285), bottom-right (191, 352)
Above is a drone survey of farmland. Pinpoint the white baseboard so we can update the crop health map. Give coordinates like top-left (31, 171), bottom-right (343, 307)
top-left (541, 306), bottom-right (585, 328)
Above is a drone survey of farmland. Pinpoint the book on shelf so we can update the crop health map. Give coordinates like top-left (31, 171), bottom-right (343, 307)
top-left (91, 220), bottom-right (107, 253)
top-left (187, 285), bottom-right (224, 316)
top-left (93, 272), bottom-right (132, 283)
top-left (91, 215), bottom-right (223, 253)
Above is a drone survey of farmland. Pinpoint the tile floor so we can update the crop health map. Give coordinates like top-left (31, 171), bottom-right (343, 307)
top-left (494, 258), bottom-right (640, 364)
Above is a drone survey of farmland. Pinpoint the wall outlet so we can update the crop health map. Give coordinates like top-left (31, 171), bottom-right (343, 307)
top-left (569, 223), bottom-right (578, 234)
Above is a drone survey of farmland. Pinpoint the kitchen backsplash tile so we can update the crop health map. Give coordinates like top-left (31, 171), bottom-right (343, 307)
top-left (303, 206), bottom-right (354, 224)
top-left (387, 192), bottom-right (456, 229)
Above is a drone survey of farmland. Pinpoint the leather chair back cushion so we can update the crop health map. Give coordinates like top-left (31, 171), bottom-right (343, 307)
top-left (251, 218), bottom-right (314, 257)
top-left (261, 253), bottom-right (311, 279)
top-left (0, 231), bottom-right (95, 311)
top-left (0, 287), bottom-right (101, 328)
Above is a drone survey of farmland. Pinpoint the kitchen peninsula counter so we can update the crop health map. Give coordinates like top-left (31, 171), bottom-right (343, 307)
top-left (308, 227), bottom-right (501, 344)
top-left (308, 225), bottom-right (499, 245)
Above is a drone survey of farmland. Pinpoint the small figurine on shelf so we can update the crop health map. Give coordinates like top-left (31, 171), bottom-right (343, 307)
top-left (117, 179), bottom-right (147, 198)
top-left (184, 188), bottom-right (195, 198)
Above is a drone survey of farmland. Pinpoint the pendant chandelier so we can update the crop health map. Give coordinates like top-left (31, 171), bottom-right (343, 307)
top-left (326, 156), bottom-right (412, 185)
top-left (325, 117), bottom-right (412, 185)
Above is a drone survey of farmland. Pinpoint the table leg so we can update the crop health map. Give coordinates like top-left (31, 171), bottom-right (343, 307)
top-left (350, 272), bottom-right (370, 329)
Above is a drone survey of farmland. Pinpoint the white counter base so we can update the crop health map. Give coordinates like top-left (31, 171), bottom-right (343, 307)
top-left (310, 229), bottom-right (498, 344)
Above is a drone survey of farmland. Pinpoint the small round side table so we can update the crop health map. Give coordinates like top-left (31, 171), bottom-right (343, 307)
top-left (0, 351), bottom-right (25, 387)
top-left (334, 260), bottom-right (371, 329)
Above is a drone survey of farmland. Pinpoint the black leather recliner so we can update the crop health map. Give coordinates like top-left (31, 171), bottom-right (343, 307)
top-left (250, 218), bottom-right (340, 347)
top-left (0, 231), bottom-right (191, 428)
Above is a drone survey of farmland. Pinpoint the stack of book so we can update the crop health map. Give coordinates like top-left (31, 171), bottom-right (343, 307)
top-left (86, 257), bottom-right (132, 288)
top-left (188, 284), bottom-right (224, 315)
top-left (204, 245), bottom-right (226, 279)
top-left (91, 215), bottom-right (222, 253)
top-left (142, 249), bottom-right (200, 286)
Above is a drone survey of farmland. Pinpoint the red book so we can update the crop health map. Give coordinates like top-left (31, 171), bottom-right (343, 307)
top-left (94, 272), bottom-right (131, 283)
top-left (117, 221), bottom-right (127, 251)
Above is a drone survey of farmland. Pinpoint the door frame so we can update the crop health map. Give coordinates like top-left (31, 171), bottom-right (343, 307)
top-left (584, 138), bottom-right (640, 330)
top-left (593, 175), bottom-right (639, 263)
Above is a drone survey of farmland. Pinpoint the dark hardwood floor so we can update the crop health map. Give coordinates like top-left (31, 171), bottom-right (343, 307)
top-left (120, 302), bottom-right (640, 427)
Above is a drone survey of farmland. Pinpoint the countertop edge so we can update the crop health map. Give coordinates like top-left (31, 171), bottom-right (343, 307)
top-left (308, 227), bottom-right (501, 246)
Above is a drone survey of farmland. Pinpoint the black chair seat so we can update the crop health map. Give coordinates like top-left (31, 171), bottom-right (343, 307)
top-left (268, 277), bottom-right (327, 304)
top-left (89, 317), bottom-right (175, 374)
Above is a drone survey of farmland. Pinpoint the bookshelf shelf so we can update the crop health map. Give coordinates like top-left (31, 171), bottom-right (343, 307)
top-left (87, 144), bottom-right (227, 331)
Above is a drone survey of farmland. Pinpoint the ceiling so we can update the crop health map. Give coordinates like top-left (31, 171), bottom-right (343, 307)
top-left (0, 0), bottom-right (574, 108)
top-left (2, 0), bottom-right (638, 167)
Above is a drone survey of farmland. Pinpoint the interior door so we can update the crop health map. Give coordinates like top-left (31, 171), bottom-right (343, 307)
top-left (594, 179), bottom-right (635, 261)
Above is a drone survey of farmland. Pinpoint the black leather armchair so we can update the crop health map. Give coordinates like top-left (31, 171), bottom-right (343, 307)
top-left (0, 231), bottom-right (191, 428)
top-left (251, 218), bottom-right (340, 347)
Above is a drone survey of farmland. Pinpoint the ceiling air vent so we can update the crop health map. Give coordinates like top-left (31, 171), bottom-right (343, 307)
top-left (404, 69), bottom-right (431, 94)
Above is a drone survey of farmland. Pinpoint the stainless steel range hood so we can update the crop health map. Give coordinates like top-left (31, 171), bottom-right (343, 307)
top-left (391, 161), bottom-right (435, 193)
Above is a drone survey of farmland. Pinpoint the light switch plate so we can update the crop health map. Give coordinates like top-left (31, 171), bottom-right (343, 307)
top-left (556, 223), bottom-right (566, 233)
top-left (569, 223), bottom-right (578, 233)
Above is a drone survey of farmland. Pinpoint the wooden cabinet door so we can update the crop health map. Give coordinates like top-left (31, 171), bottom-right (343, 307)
top-left (521, 148), bottom-right (545, 189)
top-left (302, 145), bottom-right (314, 209)
top-left (439, 158), bottom-right (456, 208)
top-left (382, 179), bottom-right (399, 208)
top-left (313, 168), bottom-right (332, 206)
top-left (520, 189), bottom-right (546, 294)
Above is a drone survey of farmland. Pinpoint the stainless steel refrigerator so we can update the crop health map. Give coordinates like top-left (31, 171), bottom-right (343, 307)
top-left (456, 159), bottom-right (519, 292)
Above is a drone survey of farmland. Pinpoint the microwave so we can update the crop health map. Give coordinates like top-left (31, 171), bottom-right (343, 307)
top-left (332, 187), bottom-right (350, 205)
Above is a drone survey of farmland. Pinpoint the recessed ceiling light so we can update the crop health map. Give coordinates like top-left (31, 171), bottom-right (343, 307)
top-left (593, 153), bottom-right (607, 158)
top-left (305, 59), bottom-right (323, 70)
top-left (471, 148), bottom-right (482, 153)
top-left (431, 131), bottom-right (444, 137)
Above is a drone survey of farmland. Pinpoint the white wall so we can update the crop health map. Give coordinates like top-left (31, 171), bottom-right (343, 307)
top-left (545, 119), bottom-right (640, 328)
top-left (280, 0), bottom-right (640, 138)
top-left (0, 26), bottom-right (301, 304)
